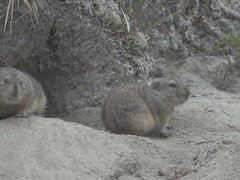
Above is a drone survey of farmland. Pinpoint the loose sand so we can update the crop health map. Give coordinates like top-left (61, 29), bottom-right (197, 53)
top-left (1, 73), bottom-right (240, 180)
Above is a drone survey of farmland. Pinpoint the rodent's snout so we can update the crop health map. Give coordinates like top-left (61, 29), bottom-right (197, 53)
top-left (11, 85), bottom-right (19, 98)
top-left (185, 87), bottom-right (190, 96)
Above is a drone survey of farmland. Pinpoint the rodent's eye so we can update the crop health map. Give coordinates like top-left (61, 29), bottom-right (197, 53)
top-left (170, 83), bottom-right (176, 87)
top-left (4, 79), bottom-right (8, 83)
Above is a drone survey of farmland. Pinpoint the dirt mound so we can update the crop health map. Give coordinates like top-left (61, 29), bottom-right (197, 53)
top-left (1, 74), bottom-right (240, 180)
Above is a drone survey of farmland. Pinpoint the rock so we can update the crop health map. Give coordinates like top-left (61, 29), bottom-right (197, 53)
top-left (179, 56), bottom-right (238, 91)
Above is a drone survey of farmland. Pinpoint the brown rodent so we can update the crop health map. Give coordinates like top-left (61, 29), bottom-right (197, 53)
top-left (0, 67), bottom-right (47, 119)
top-left (101, 78), bottom-right (189, 137)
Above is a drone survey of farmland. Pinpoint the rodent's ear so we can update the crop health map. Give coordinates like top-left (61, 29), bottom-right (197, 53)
top-left (147, 79), bottom-right (153, 86)
top-left (149, 81), bottom-right (161, 90)
top-left (17, 78), bottom-right (25, 88)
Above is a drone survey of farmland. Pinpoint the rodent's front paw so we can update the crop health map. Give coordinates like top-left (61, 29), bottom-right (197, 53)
top-left (161, 130), bottom-right (171, 137)
top-left (38, 113), bottom-right (45, 117)
top-left (155, 129), bottom-right (171, 138)
top-left (166, 125), bottom-right (173, 130)
top-left (16, 112), bottom-right (29, 118)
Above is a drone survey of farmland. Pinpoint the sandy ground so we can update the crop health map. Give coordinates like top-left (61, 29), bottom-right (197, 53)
top-left (1, 73), bottom-right (240, 180)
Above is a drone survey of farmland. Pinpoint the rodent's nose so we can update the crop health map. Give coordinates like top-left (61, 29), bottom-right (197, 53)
top-left (11, 85), bottom-right (18, 98)
top-left (185, 87), bottom-right (190, 96)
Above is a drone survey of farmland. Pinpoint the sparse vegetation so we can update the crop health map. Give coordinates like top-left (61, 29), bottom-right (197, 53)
top-left (105, 17), bottom-right (126, 34)
top-left (222, 32), bottom-right (240, 51)
top-left (93, 2), bottom-right (145, 57)
top-left (122, 37), bottom-right (144, 56)
top-left (4, 0), bottom-right (48, 33)
top-left (132, 0), bottom-right (146, 8)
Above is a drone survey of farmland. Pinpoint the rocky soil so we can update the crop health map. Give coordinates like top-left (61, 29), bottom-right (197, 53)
top-left (0, 0), bottom-right (240, 179)
top-left (0, 0), bottom-right (240, 119)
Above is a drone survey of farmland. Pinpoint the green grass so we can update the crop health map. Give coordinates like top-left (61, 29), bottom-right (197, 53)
top-left (106, 21), bottom-right (126, 34)
top-left (132, 0), bottom-right (146, 8)
top-left (222, 32), bottom-right (240, 50)
top-left (122, 37), bottom-right (144, 56)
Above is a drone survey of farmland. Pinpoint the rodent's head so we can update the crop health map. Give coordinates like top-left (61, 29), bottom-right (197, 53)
top-left (147, 78), bottom-right (190, 105)
top-left (0, 67), bottom-right (24, 104)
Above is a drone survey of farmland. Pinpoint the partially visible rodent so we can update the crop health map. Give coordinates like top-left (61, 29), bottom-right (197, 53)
top-left (101, 78), bottom-right (189, 137)
top-left (0, 67), bottom-right (47, 119)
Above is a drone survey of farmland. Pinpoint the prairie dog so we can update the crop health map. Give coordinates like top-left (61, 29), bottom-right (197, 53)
top-left (101, 78), bottom-right (189, 137)
top-left (0, 67), bottom-right (46, 119)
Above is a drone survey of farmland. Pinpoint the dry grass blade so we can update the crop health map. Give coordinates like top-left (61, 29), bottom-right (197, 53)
top-left (121, 10), bottom-right (130, 34)
top-left (4, 0), bottom-right (48, 33)
top-left (195, 143), bottom-right (212, 168)
top-left (10, 0), bottom-right (14, 32)
top-left (4, 0), bottom-right (12, 32)
top-left (23, 0), bottom-right (32, 10)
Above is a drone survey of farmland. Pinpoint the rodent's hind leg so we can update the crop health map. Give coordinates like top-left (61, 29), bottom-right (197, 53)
top-left (35, 111), bottom-right (45, 117)
top-left (16, 111), bottom-right (44, 118)
top-left (16, 111), bottom-right (29, 118)
top-left (115, 104), bottom-right (156, 136)
top-left (15, 108), bottom-right (34, 118)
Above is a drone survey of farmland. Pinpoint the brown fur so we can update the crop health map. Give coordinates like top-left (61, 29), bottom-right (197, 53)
top-left (0, 67), bottom-right (47, 119)
top-left (101, 78), bottom-right (189, 137)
